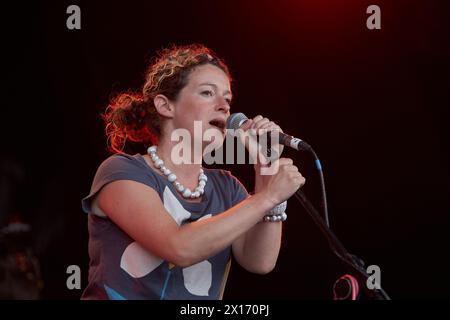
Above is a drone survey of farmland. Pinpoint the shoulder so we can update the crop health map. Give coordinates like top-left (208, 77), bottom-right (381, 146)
top-left (92, 152), bottom-right (162, 187)
top-left (82, 153), bottom-right (162, 214)
top-left (97, 153), bottom-right (147, 172)
top-left (92, 153), bottom-right (154, 181)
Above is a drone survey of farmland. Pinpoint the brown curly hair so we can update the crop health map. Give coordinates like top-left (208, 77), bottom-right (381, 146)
top-left (102, 44), bottom-right (232, 154)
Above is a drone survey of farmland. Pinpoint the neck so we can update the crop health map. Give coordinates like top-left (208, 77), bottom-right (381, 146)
top-left (155, 135), bottom-right (202, 182)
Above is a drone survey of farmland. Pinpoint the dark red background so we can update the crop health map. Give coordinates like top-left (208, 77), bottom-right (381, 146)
top-left (2, 0), bottom-right (449, 299)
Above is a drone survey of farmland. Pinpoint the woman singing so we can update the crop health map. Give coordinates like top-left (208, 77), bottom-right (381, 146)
top-left (81, 44), bottom-right (305, 299)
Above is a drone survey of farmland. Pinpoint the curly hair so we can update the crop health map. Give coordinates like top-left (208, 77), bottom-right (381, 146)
top-left (102, 44), bottom-right (232, 154)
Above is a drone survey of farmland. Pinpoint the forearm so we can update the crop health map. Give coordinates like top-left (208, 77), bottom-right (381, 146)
top-left (239, 219), bottom-right (282, 273)
top-left (234, 167), bottom-right (284, 273)
top-left (172, 192), bottom-right (275, 267)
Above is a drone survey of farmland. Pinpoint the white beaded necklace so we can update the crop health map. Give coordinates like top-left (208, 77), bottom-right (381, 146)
top-left (147, 146), bottom-right (207, 199)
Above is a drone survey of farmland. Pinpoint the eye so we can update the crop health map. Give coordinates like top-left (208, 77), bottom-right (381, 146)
top-left (225, 98), bottom-right (232, 105)
top-left (201, 90), bottom-right (214, 97)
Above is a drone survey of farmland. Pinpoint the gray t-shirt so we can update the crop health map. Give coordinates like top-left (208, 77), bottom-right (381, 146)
top-left (81, 153), bottom-right (248, 300)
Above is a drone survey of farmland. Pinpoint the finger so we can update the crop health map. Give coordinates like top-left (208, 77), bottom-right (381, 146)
top-left (252, 117), bottom-right (269, 130)
top-left (255, 121), bottom-right (272, 134)
top-left (250, 115), bottom-right (263, 129)
top-left (296, 176), bottom-right (306, 187)
top-left (285, 165), bottom-right (299, 172)
top-left (254, 117), bottom-right (270, 127)
top-left (259, 121), bottom-right (277, 130)
top-left (278, 158), bottom-right (293, 165)
top-left (289, 171), bottom-right (301, 181)
top-left (240, 119), bottom-right (253, 131)
top-left (259, 122), bottom-right (284, 138)
top-left (252, 115), bottom-right (264, 122)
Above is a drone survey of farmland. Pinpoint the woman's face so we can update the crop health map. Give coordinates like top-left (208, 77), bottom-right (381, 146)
top-left (170, 64), bottom-right (232, 148)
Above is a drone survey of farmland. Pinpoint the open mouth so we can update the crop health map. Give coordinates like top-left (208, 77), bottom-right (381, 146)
top-left (208, 118), bottom-right (226, 131)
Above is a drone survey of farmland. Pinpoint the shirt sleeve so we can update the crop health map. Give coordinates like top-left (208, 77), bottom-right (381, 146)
top-left (81, 154), bottom-right (158, 214)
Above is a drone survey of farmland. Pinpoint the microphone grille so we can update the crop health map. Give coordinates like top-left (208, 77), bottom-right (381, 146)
top-left (226, 113), bottom-right (248, 130)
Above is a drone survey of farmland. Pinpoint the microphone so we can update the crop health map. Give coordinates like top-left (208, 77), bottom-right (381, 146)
top-left (227, 113), bottom-right (331, 229)
top-left (226, 113), bottom-right (311, 151)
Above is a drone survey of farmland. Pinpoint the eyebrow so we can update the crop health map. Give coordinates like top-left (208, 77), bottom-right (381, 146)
top-left (199, 82), bottom-right (232, 96)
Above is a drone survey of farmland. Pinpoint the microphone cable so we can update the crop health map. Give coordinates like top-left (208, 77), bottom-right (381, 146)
top-left (302, 145), bottom-right (330, 228)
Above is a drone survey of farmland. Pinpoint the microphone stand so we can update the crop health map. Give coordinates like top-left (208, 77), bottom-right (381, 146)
top-left (293, 189), bottom-right (391, 300)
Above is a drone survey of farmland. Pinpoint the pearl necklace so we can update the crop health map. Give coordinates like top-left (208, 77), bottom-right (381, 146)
top-left (147, 146), bottom-right (207, 199)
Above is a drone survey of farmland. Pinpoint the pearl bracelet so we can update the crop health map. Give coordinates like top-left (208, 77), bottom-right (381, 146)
top-left (263, 212), bottom-right (287, 222)
top-left (268, 201), bottom-right (287, 215)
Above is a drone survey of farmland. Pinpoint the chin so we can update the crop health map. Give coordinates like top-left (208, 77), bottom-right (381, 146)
top-left (202, 133), bottom-right (225, 155)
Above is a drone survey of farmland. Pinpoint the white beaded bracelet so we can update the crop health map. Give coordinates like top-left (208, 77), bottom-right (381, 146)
top-left (263, 212), bottom-right (287, 222)
top-left (268, 201), bottom-right (287, 216)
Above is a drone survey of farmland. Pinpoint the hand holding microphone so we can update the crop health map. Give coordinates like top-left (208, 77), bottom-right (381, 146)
top-left (226, 112), bottom-right (312, 151)
top-left (260, 157), bottom-right (306, 206)
top-left (226, 113), bottom-right (306, 205)
top-left (238, 114), bottom-right (285, 165)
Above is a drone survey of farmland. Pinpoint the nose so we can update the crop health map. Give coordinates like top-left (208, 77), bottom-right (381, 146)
top-left (216, 97), bottom-right (230, 114)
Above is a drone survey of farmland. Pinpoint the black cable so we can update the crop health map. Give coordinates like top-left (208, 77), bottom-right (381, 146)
top-left (308, 148), bottom-right (330, 228)
top-left (296, 141), bottom-right (330, 228)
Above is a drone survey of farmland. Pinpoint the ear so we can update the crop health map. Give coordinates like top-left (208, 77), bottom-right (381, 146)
top-left (153, 94), bottom-right (175, 118)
